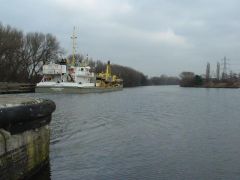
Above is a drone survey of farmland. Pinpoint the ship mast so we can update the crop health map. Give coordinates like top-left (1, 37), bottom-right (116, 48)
top-left (71, 26), bottom-right (77, 66)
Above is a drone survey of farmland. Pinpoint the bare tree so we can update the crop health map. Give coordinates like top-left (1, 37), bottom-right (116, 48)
top-left (205, 62), bottom-right (210, 81)
top-left (0, 23), bottom-right (62, 83)
top-left (179, 72), bottom-right (195, 87)
top-left (67, 53), bottom-right (84, 65)
top-left (0, 24), bottom-right (24, 82)
top-left (22, 32), bottom-right (61, 82)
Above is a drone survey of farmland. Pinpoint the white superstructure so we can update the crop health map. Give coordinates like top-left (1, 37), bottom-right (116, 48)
top-left (42, 63), bottom-right (66, 74)
top-left (37, 62), bottom-right (96, 88)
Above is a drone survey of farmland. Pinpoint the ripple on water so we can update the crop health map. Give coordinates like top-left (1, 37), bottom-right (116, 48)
top-left (21, 86), bottom-right (240, 179)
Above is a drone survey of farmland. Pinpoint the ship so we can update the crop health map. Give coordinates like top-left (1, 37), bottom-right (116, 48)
top-left (35, 60), bottom-right (123, 93)
top-left (36, 27), bottom-right (123, 93)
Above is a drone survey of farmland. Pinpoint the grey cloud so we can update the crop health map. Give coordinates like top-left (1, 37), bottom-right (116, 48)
top-left (1, 0), bottom-right (240, 76)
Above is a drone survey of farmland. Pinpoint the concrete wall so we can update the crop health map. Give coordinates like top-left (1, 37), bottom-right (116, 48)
top-left (0, 96), bottom-right (55, 179)
top-left (0, 125), bottom-right (50, 180)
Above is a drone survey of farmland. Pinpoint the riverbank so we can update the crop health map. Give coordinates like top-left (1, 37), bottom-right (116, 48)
top-left (204, 82), bottom-right (240, 88)
top-left (0, 82), bottom-right (35, 94)
top-left (180, 82), bottom-right (240, 88)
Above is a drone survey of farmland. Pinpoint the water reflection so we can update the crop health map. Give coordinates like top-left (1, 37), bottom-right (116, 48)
top-left (24, 86), bottom-right (240, 179)
top-left (29, 161), bottom-right (51, 180)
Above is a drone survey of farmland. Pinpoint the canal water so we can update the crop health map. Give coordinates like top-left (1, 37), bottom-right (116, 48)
top-left (27, 86), bottom-right (240, 180)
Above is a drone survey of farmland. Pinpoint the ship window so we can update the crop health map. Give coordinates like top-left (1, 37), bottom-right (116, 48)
top-left (81, 68), bottom-right (84, 71)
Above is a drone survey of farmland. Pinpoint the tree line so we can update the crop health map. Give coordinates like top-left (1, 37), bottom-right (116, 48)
top-left (0, 23), bottom-right (61, 83)
top-left (179, 71), bottom-right (240, 88)
top-left (0, 23), bottom-right (179, 87)
top-left (65, 57), bottom-right (179, 87)
top-left (148, 75), bottom-right (179, 85)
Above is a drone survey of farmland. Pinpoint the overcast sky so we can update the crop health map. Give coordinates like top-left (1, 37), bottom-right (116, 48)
top-left (1, 0), bottom-right (240, 76)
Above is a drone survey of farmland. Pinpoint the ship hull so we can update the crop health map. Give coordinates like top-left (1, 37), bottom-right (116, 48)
top-left (35, 86), bottom-right (123, 94)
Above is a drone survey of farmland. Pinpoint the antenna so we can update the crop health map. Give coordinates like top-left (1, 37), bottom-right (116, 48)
top-left (71, 26), bottom-right (77, 66)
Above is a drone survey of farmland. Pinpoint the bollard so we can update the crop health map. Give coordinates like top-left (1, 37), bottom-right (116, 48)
top-left (0, 96), bottom-right (55, 180)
